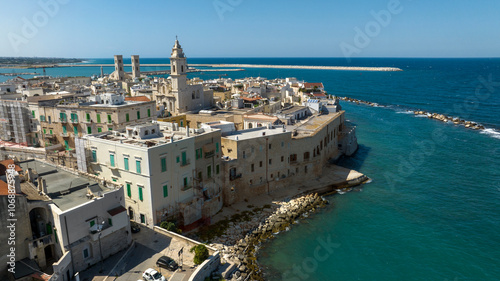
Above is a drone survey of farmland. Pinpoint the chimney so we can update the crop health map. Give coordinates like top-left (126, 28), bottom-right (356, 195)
top-left (37, 177), bottom-right (43, 193)
top-left (186, 126), bottom-right (190, 137)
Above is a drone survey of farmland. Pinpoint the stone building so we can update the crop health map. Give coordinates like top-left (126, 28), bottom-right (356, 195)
top-left (28, 93), bottom-right (156, 151)
top-left (221, 110), bottom-right (349, 205)
top-left (0, 159), bottom-right (130, 281)
top-left (76, 121), bottom-right (223, 229)
top-left (154, 40), bottom-right (214, 115)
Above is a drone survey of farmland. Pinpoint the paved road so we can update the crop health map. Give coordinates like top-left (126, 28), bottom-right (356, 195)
top-left (112, 225), bottom-right (197, 281)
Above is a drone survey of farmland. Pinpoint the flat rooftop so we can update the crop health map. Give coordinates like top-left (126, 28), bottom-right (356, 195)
top-left (87, 122), bottom-right (219, 148)
top-left (224, 126), bottom-right (289, 141)
top-left (19, 159), bottom-right (108, 211)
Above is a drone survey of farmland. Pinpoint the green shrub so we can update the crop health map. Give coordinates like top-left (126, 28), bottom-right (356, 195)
top-left (190, 244), bottom-right (209, 265)
top-left (160, 221), bottom-right (177, 232)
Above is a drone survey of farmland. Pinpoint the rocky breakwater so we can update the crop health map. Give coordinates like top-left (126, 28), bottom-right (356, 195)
top-left (217, 193), bottom-right (328, 281)
top-left (340, 96), bottom-right (486, 131)
top-left (413, 111), bottom-right (485, 130)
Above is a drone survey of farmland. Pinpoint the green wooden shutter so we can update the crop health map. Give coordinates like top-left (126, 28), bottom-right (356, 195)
top-left (126, 183), bottom-right (131, 197)
top-left (138, 187), bottom-right (143, 201)
top-left (163, 185), bottom-right (168, 197)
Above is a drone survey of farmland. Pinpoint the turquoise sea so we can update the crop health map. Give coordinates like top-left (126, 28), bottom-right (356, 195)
top-left (2, 58), bottom-right (499, 280)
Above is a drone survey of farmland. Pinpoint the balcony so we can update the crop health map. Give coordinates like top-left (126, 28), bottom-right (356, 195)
top-left (45, 134), bottom-right (56, 139)
top-left (30, 234), bottom-right (53, 249)
top-left (70, 119), bottom-right (79, 124)
top-left (59, 117), bottom-right (68, 123)
top-left (106, 162), bottom-right (119, 170)
top-left (229, 173), bottom-right (242, 181)
top-left (181, 185), bottom-right (192, 191)
top-left (180, 160), bottom-right (190, 167)
top-left (83, 119), bottom-right (93, 124)
top-left (60, 132), bottom-right (69, 137)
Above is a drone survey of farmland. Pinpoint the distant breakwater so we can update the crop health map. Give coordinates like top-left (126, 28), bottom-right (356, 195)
top-left (340, 97), bottom-right (487, 131)
top-left (190, 64), bottom-right (403, 72)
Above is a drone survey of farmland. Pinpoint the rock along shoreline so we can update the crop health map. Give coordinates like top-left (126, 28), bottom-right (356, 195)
top-left (213, 193), bottom-right (330, 281)
top-left (340, 96), bottom-right (487, 131)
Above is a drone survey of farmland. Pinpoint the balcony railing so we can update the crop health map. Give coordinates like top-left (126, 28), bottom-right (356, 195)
top-left (59, 117), bottom-right (68, 123)
top-left (70, 119), bottom-right (79, 124)
top-left (60, 132), bottom-right (69, 137)
top-left (180, 160), bottom-right (190, 167)
top-left (30, 234), bottom-right (53, 249)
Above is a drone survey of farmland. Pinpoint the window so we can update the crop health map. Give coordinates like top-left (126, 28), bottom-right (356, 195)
top-left (40, 115), bottom-right (45, 122)
top-left (269, 159), bottom-right (272, 165)
top-left (74, 126), bottom-right (78, 135)
top-left (96, 114), bottom-right (101, 123)
top-left (304, 152), bottom-right (310, 160)
top-left (181, 151), bottom-right (187, 166)
top-left (138, 186), bottom-right (143, 201)
top-left (124, 157), bottom-right (129, 171)
top-left (89, 220), bottom-right (95, 227)
top-left (71, 113), bottom-right (78, 122)
top-left (126, 183), bottom-right (131, 197)
top-left (215, 142), bottom-right (219, 153)
top-left (161, 157), bottom-right (167, 172)
top-left (108, 218), bottom-right (112, 226)
top-left (126, 113), bottom-right (129, 122)
top-left (163, 185), bottom-right (168, 197)
top-left (136, 160), bottom-right (141, 174)
top-left (259, 161), bottom-right (263, 167)
top-left (97, 127), bottom-right (102, 133)
top-left (281, 141), bottom-right (284, 147)
top-left (107, 114), bottom-right (112, 124)
top-left (269, 144), bottom-right (272, 149)
top-left (147, 109), bottom-right (151, 117)
top-left (64, 140), bottom-right (69, 150)
top-left (87, 126), bottom-right (92, 134)
top-left (140, 214), bottom-right (145, 224)
top-left (62, 125), bottom-right (67, 134)
top-left (183, 177), bottom-right (188, 188)
top-left (32, 110), bottom-right (35, 118)
top-left (176, 156), bottom-right (180, 163)
top-left (137, 111), bottom-right (140, 119)
top-left (92, 150), bottom-right (97, 162)
top-left (59, 112), bottom-right (66, 121)
top-left (49, 129), bottom-right (53, 135)
top-left (196, 148), bottom-right (202, 159)
top-left (43, 129), bottom-right (46, 134)
top-left (281, 156), bottom-right (284, 162)
top-left (242, 151), bottom-right (246, 159)
top-left (180, 120), bottom-right (184, 127)
top-left (207, 165), bottom-right (212, 178)
top-left (216, 164), bottom-right (220, 175)
top-left (83, 248), bottom-right (89, 259)
top-left (112, 177), bottom-right (117, 182)
top-left (251, 164), bottom-right (254, 172)
top-left (110, 154), bottom-right (115, 167)
top-left (86, 113), bottom-right (91, 122)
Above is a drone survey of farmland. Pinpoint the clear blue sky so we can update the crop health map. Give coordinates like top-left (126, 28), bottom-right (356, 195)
top-left (1, 0), bottom-right (499, 58)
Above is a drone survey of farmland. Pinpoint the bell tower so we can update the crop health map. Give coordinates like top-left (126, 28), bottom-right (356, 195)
top-left (170, 37), bottom-right (187, 91)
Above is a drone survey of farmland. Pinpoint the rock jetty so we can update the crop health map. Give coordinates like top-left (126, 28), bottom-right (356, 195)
top-left (213, 193), bottom-right (328, 281)
top-left (340, 97), bottom-right (486, 131)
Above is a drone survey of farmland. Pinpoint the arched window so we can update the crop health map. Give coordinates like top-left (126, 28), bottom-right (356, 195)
top-left (248, 123), bottom-right (253, 129)
top-left (181, 65), bottom-right (184, 72)
top-left (172, 65), bottom-right (176, 73)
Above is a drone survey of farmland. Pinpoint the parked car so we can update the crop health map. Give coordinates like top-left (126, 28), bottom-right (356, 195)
top-left (156, 256), bottom-right (179, 271)
top-left (142, 268), bottom-right (165, 281)
top-left (131, 221), bottom-right (140, 233)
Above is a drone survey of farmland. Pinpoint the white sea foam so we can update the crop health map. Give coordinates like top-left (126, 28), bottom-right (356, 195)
top-left (396, 110), bottom-right (413, 114)
top-left (480, 128), bottom-right (500, 140)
